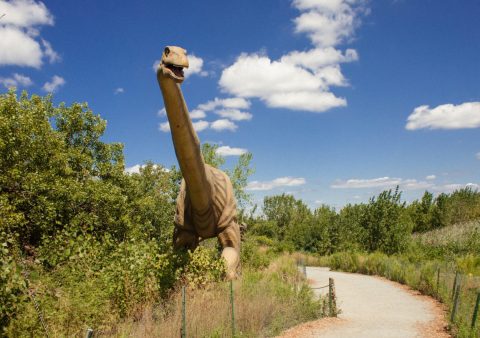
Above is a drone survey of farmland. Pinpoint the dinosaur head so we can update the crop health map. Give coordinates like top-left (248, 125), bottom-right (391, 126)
top-left (158, 46), bottom-right (189, 83)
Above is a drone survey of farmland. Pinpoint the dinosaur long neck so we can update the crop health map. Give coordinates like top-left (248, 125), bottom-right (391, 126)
top-left (158, 76), bottom-right (211, 212)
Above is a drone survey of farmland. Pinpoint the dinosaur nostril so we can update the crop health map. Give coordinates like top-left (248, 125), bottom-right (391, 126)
top-left (164, 47), bottom-right (170, 56)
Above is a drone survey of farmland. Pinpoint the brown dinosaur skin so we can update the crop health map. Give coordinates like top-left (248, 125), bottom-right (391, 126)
top-left (156, 46), bottom-right (240, 279)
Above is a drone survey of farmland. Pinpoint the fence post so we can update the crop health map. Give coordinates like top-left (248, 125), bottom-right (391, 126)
top-left (451, 283), bottom-right (461, 323)
top-left (328, 278), bottom-right (337, 317)
top-left (181, 286), bottom-right (186, 338)
top-left (230, 280), bottom-right (235, 337)
top-left (452, 271), bottom-right (459, 300)
top-left (436, 268), bottom-right (440, 295)
top-left (86, 328), bottom-right (94, 338)
top-left (472, 292), bottom-right (480, 329)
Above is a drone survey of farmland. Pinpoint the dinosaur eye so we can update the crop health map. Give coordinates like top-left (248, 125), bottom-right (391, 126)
top-left (164, 47), bottom-right (170, 56)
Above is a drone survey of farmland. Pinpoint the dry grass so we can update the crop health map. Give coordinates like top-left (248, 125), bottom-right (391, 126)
top-left (291, 252), bottom-right (322, 267)
top-left (109, 255), bottom-right (325, 338)
top-left (414, 220), bottom-right (480, 247)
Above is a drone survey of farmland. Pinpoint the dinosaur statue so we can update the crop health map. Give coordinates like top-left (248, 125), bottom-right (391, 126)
top-left (156, 46), bottom-right (240, 279)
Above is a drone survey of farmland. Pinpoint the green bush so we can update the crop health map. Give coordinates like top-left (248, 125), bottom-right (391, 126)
top-left (241, 238), bottom-right (273, 269)
top-left (0, 234), bottom-right (27, 333)
top-left (103, 239), bottom-right (176, 316)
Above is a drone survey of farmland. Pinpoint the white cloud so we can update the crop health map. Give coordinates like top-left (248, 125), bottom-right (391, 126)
top-left (157, 108), bottom-right (166, 116)
top-left (331, 177), bottom-right (434, 190)
top-left (195, 97), bottom-right (252, 123)
top-left (184, 54), bottom-right (208, 77)
top-left (219, 53), bottom-right (347, 113)
top-left (406, 102), bottom-right (480, 130)
top-left (293, 0), bottom-right (362, 48)
top-left (221, 54), bottom-right (323, 97)
top-left (433, 183), bottom-right (479, 193)
top-left (152, 60), bottom-right (160, 72)
top-left (215, 146), bottom-right (247, 156)
top-left (41, 39), bottom-right (60, 63)
top-left (426, 175), bottom-right (436, 180)
top-left (401, 179), bottom-right (434, 191)
top-left (281, 47), bottom-right (358, 71)
top-left (152, 53), bottom-right (207, 77)
top-left (0, 73), bottom-right (33, 88)
top-left (159, 121), bottom-right (170, 132)
top-left (42, 75), bottom-right (65, 92)
top-left (217, 0), bottom-right (366, 113)
top-left (247, 177), bottom-right (306, 191)
top-left (197, 97), bottom-right (251, 111)
top-left (476, 152), bottom-right (480, 160)
top-left (0, 26), bottom-right (43, 67)
top-left (0, 0), bottom-right (53, 27)
top-left (190, 109), bottom-right (206, 119)
top-left (467, 183), bottom-right (479, 190)
top-left (210, 119), bottom-right (237, 131)
top-left (125, 164), bottom-right (170, 174)
top-left (159, 120), bottom-right (210, 133)
top-left (218, 0), bottom-right (364, 113)
top-left (114, 87), bottom-right (124, 94)
top-left (267, 90), bottom-right (346, 112)
top-left (0, 0), bottom-right (58, 68)
top-left (192, 120), bottom-right (210, 132)
top-left (215, 109), bottom-right (252, 121)
top-left (125, 164), bottom-right (142, 174)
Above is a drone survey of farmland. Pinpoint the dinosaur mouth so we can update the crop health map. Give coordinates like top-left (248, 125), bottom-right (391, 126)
top-left (164, 63), bottom-right (184, 79)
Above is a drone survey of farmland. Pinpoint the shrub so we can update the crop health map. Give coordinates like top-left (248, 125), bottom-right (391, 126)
top-left (0, 234), bottom-right (27, 333)
top-left (181, 246), bottom-right (226, 288)
top-left (102, 239), bottom-right (176, 316)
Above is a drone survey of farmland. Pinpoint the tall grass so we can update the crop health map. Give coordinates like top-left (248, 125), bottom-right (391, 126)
top-left (320, 252), bottom-right (480, 338)
top-left (111, 255), bottom-right (327, 337)
top-left (414, 220), bottom-right (480, 260)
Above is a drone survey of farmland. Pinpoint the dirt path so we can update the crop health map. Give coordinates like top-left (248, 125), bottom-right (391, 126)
top-left (278, 267), bottom-right (450, 338)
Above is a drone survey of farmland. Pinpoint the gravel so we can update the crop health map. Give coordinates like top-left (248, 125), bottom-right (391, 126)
top-left (277, 267), bottom-right (450, 338)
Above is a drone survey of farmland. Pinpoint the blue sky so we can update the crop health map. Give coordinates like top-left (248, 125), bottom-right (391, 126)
top-left (1, 0), bottom-right (479, 209)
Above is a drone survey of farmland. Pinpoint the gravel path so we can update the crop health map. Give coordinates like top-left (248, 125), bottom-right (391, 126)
top-left (278, 267), bottom-right (450, 338)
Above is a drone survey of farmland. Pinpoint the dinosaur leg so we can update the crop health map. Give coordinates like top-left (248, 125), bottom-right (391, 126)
top-left (173, 227), bottom-right (199, 251)
top-left (217, 222), bottom-right (241, 280)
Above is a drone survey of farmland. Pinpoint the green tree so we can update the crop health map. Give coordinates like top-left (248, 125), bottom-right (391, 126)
top-left (408, 191), bottom-right (434, 232)
top-left (263, 194), bottom-right (312, 240)
top-left (337, 203), bottom-right (366, 251)
top-left (360, 187), bottom-right (413, 254)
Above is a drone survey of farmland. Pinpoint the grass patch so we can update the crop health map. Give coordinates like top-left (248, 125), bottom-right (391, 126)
top-left (113, 255), bottom-right (327, 337)
top-left (6, 252), bottom-right (328, 337)
top-left (413, 220), bottom-right (480, 260)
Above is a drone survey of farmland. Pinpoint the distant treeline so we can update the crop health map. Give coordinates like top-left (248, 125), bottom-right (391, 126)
top-left (247, 187), bottom-right (480, 256)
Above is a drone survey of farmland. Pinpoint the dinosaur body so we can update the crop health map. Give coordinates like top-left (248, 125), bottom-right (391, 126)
top-left (156, 46), bottom-right (240, 279)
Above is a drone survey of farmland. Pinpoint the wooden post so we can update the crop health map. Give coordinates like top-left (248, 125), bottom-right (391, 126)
top-left (230, 280), bottom-right (235, 337)
top-left (181, 286), bottom-right (186, 338)
top-left (328, 278), bottom-right (337, 317)
top-left (472, 292), bottom-right (480, 329)
top-left (451, 283), bottom-right (461, 323)
top-left (436, 268), bottom-right (440, 295)
top-left (452, 271), bottom-right (459, 300)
